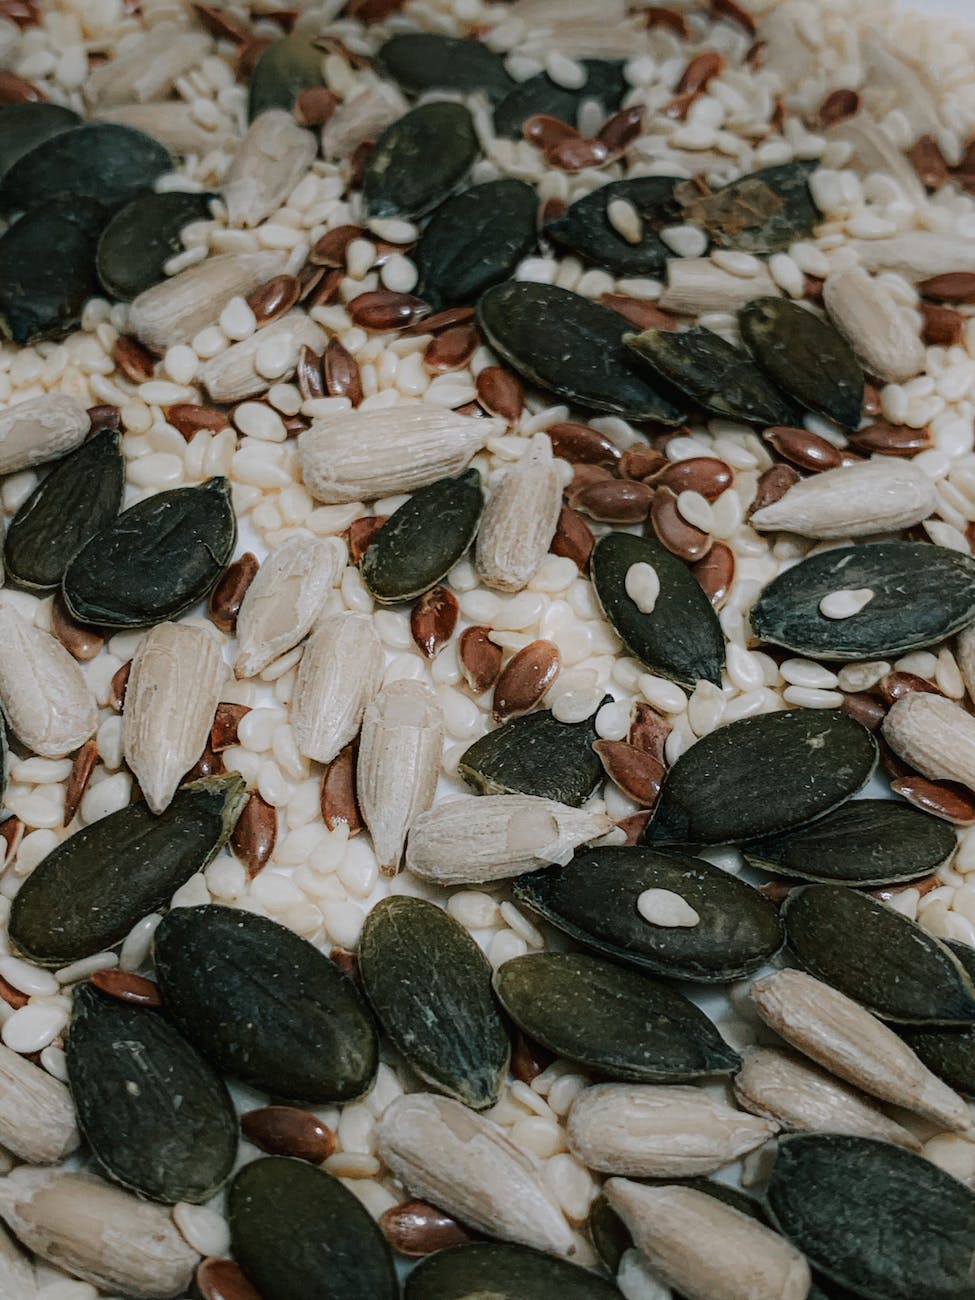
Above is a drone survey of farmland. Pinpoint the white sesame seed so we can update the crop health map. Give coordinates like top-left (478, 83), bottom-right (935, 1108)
top-left (624, 561), bottom-right (660, 614)
top-left (819, 587), bottom-right (875, 619)
top-left (607, 198), bottom-right (644, 246)
top-left (637, 888), bottom-right (701, 928)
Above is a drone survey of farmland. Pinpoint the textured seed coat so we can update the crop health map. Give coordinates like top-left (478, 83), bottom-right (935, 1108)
top-left (0, 394), bottom-right (88, 475)
top-left (0, 603), bottom-right (97, 758)
top-left (475, 433), bottom-right (561, 591)
top-left (292, 614), bottom-right (384, 764)
top-left (750, 458), bottom-right (936, 538)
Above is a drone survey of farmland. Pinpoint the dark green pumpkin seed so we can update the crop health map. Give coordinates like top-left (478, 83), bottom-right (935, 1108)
top-left (154, 905), bottom-right (378, 1103)
top-left (767, 1133), bottom-right (975, 1300)
top-left (66, 983), bottom-right (237, 1204)
top-left (591, 531), bottom-right (724, 687)
top-left (477, 282), bottom-right (686, 424)
top-left (544, 176), bottom-right (682, 278)
top-left (8, 774), bottom-right (247, 967)
top-left (405, 1242), bottom-right (619, 1300)
top-left (4, 428), bottom-right (125, 591)
top-left (0, 717), bottom-right (7, 807)
top-left (359, 897), bottom-right (508, 1110)
top-left (739, 297), bottom-right (864, 430)
top-left (677, 162), bottom-right (818, 254)
top-left (0, 195), bottom-right (104, 344)
top-left (646, 709), bottom-right (877, 846)
top-left (62, 476), bottom-right (236, 628)
top-left (750, 540), bottom-right (975, 661)
top-left (361, 469), bottom-right (482, 604)
top-left (782, 883), bottom-right (975, 1024)
top-left (901, 942), bottom-right (975, 1096)
top-left (230, 1157), bottom-right (397, 1300)
top-left (414, 179), bottom-right (538, 311)
top-left (513, 845), bottom-right (783, 982)
top-left (0, 103), bottom-right (80, 185)
top-left (744, 798), bottom-right (956, 885)
top-left (494, 59), bottom-right (626, 138)
top-left (248, 35), bottom-right (326, 121)
top-left (377, 33), bottom-right (514, 102)
top-left (458, 701), bottom-right (605, 806)
top-left (96, 190), bottom-right (214, 301)
top-left (493, 951), bottom-right (740, 1082)
top-left (363, 102), bottom-right (478, 221)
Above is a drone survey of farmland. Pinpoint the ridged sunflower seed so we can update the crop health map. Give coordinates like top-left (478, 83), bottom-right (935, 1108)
top-left (849, 231), bottom-right (975, 280)
top-left (458, 702), bottom-right (605, 806)
top-left (566, 1082), bottom-right (776, 1177)
top-left (96, 190), bottom-right (214, 302)
top-left (292, 613), bottom-right (384, 764)
top-left (248, 34), bottom-right (325, 121)
top-left (357, 681), bottom-right (443, 873)
top-left (377, 1093), bottom-right (574, 1257)
top-left (405, 794), bottom-right (613, 886)
top-left (0, 393), bottom-right (88, 475)
top-left (883, 691), bottom-right (975, 792)
top-left (749, 969), bottom-right (970, 1129)
top-left (749, 458), bottom-right (936, 538)
top-left (0, 102), bottom-right (79, 185)
top-left (659, 257), bottom-right (781, 314)
top-left (321, 80), bottom-right (407, 162)
top-left (200, 311), bottom-right (326, 402)
top-left (223, 110), bottom-right (317, 229)
top-left (0, 1220), bottom-right (33, 1298)
top-left (474, 433), bottom-right (561, 592)
top-left (364, 102), bottom-right (478, 220)
top-left (122, 622), bottom-right (226, 814)
top-left (377, 33), bottom-right (514, 101)
top-left (0, 1044), bottom-right (79, 1165)
top-left (543, 176), bottom-right (680, 278)
top-left (234, 536), bottom-right (346, 678)
top-left (405, 1242), bottom-right (618, 1299)
top-left (822, 266), bottom-right (926, 383)
top-left (0, 602), bottom-right (97, 758)
top-left (676, 161), bottom-right (817, 254)
top-left (93, 100), bottom-right (236, 157)
top-left (83, 22), bottom-right (209, 107)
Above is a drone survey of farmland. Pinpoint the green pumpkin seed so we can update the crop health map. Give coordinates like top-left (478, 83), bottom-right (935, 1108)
top-left (493, 952), bottom-right (740, 1082)
top-left (0, 718), bottom-right (6, 807)
top-left (457, 702), bottom-right (605, 806)
top-left (154, 905), bottom-right (378, 1103)
top-left (767, 1133), bottom-right (975, 1300)
top-left (414, 179), bottom-right (538, 311)
top-left (477, 282), bottom-right (686, 423)
top-left (591, 531), bottom-right (724, 687)
top-left (96, 190), bottom-right (214, 301)
top-left (750, 541), bottom-right (975, 661)
top-left (739, 297), bottom-right (864, 430)
top-left (359, 897), bottom-right (508, 1110)
top-left (625, 325), bottom-right (802, 425)
top-left (363, 102), bottom-right (478, 221)
top-left (783, 884), bottom-right (975, 1024)
top-left (8, 774), bottom-right (246, 967)
top-left (405, 1242), bottom-right (619, 1300)
top-left (544, 176), bottom-right (682, 278)
top-left (0, 103), bottom-right (80, 185)
top-left (248, 35), bottom-right (326, 121)
top-left (4, 428), bottom-right (125, 591)
top-left (377, 33), bottom-right (513, 102)
top-left (513, 845), bottom-right (783, 982)
top-left (229, 1157), bottom-right (397, 1300)
top-left (62, 476), bottom-right (236, 628)
top-left (677, 162), bottom-right (818, 254)
top-left (494, 59), bottom-right (626, 138)
top-left (66, 983), bottom-right (237, 1204)
top-left (744, 798), bottom-right (956, 886)
top-left (901, 942), bottom-right (975, 1096)
top-left (647, 709), bottom-right (877, 846)
top-left (0, 195), bottom-right (104, 344)
top-left (361, 470), bottom-right (482, 604)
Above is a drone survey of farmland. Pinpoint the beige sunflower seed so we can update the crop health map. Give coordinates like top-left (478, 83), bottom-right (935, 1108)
top-left (122, 622), bottom-right (225, 815)
top-left (851, 232), bottom-right (975, 280)
top-left (957, 623), bottom-right (975, 705)
top-left (659, 259), bottom-right (781, 315)
top-left (93, 102), bottom-right (237, 156)
top-left (0, 1045), bottom-right (79, 1165)
top-left (84, 22), bottom-right (210, 107)
top-left (321, 81), bottom-right (407, 161)
top-left (0, 1219), bottom-right (34, 1298)
top-left (0, 1168), bottom-right (199, 1299)
top-left (292, 613), bottom-right (384, 764)
top-left (750, 969), bottom-right (969, 1130)
top-left (223, 110), bottom-right (318, 229)
top-left (566, 1083), bottom-right (776, 1178)
top-left (0, 395), bottom-right (89, 476)
top-left (376, 1093), bottom-right (574, 1258)
top-left (750, 459), bottom-right (937, 539)
top-left (298, 404), bottom-right (501, 505)
top-left (234, 536), bottom-right (347, 679)
top-left (200, 311), bottom-right (326, 403)
top-left (882, 692), bottom-right (975, 792)
top-left (605, 1179), bottom-right (811, 1300)
top-left (474, 432), bottom-right (562, 592)
top-left (822, 266), bottom-right (925, 384)
top-left (0, 603), bottom-right (97, 759)
top-left (357, 681), bottom-right (443, 875)
top-left (405, 794), bottom-right (613, 886)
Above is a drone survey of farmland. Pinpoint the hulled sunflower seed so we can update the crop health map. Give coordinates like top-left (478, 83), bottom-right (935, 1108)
top-left (223, 110), bottom-right (318, 229)
top-left (93, 101), bottom-right (237, 157)
top-left (749, 458), bottom-right (937, 539)
top-left (822, 266), bottom-right (925, 384)
top-left (0, 1044), bottom-right (79, 1165)
top-left (0, 1220), bottom-right (33, 1299)
top-left (200, 311), bottom-right (326, 403)
top-left (0, 602), bottom-right (97, 759)
top-left (882, 691), bottom-right (975, 792)
top-left (321, 80), bottom-right (407, 162)
top-left (474, 433), bottom-right (562, 593)
top-left (292, 613), bottom-right (384, 764)
top-left (83, 22), bottom-right (209, 108)
top-left (0, 393), bottom-right (88, 476)
top-left (659, 258), bottom-right (781, 314)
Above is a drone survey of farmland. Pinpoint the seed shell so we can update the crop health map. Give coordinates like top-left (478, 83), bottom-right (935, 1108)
top-left (0, 602), bottom-right (97, 758)
top-left (0, 101), bottom-right (79, 184)
top-left (676, 161), bottom-right (818, 253)
top-left (749, 458), bottom-right (937, 539)
top-left (0, 1042), bottom-right (79, 1165)
top-left (901, 940), bottom-right (975, 1096)
top-left (292, 612), bottom-right (384, 765)
top-left (222, 110), bottom-right (317, 229)
top-left (544, 176), bottom-right (681, 277)
top-left (248, 34), bottom-right (325, 120)
top-left (458, 702), bottom-right (605, 806)
top-left (404, 1242), bottom-right (619, 1299)
top-left (493, 58), bottom-right (626, 138)
top-left (363, 102), bottom-right (478, 220)
top-left (96, 190), bottom-right (213, 301)
top-left (377, 32), bottom-right (513, 101)
top-left (0, 392), bottom-right (90, 476)
top-left (0, 195), bottom-right (103, 344)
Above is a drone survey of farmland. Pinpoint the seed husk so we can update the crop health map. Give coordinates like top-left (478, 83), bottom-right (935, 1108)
top-left (62, 477), bottom-right (237, 628)
top-left (544, 175), bottom-right (681, 277)
top-left (822, 265), bottom-right (926, 384)
top-left (676, 161), bottom-right (818, 253)
top-left (229, 1157), bottom-right (397, 1300)
top-left (248, 34), bottom-right (325, 120)
top-left (494, 58), bottom-right (626, 138)
top-left (378, 32), bottom-right (513, 101)
top-left (513, 845), bottom-right (783, 981)
top-left (0, 101), bottom-right (79, 184)
top-left (0, 195), bottom-right (103, 344)
top-left (0, 602), bottom-right (97, 759)
top-left (0, 1042), bottom-right (79, 1165)
top-left (8, 774), bottom-right (246, 966)
top-left (154, 905), bottom-right (378, 1103)
top-left (200, 311), bottom-right (325, 403)
top-left (292, 612), bottom-right (384, 765)
top-left (223, 109), bottom-right (317, 229)
top-left (381, 1200), bottom-right (475, 1259)
top-left (458, 701), bottom-right (605, 806)
top-left (883, 691), bottom-right (975, 793)
top-left (749, 458), bottom-right (937, 539)
top-left (95, 189), bottom-right (213, 301)
top-left (404, 1241), bottom-right (619, 1299)
top-left (475, 432), bottom-right (561, 592)
top-left (363, 102), bottom-right (478, 220)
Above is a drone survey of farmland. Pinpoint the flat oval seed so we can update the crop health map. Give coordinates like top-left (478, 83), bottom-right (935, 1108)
top-left (363, 102), bottom-right (479, 221)
top-left (197, 1257), bottom-right (263, 1300)
top-left (0, 195), bottom-right (104, 344)
top-left (377, 32), bottom-right (513, 102)
top-left (405, 1241), bottom-right (619, 1299)
top-left (381, 1200), bottom-right (474, 1259)
top-left (902, 941), bottom-right (975, 1096)
top-left (545, 176), bottom-right (680, 277)
top-left (492, 640), bottom-right (561, 721)
top-left (240, 1107), bottom-right (335, 1163)
top-left (459, 703), bottom-right (604, 806)
top-left (90, 970), bottom-right (163, 1007)
top-left (248, 34), bottom-right (325, 120)
top-left (208, 552), bottom-right (258, 635)
top-left (96, 190), bottom-right (213, 301)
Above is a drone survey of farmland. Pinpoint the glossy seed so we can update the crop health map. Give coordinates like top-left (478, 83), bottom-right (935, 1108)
top-left (404, 1242), bottom-right (619, 1298)
top-left (475, 366), bottom-right (524, 423)
top-left (411, 586), bottom-right (459, 658)
top-left (459, 702), bottom-right (604, 806)
top-left (240, 1107), bottom-right (335, 1163)
top-left (349, 290), bottom-right (430, 332)
top-left (545, 421), bottom-right (621, 465)
top-left (574, 478), bottom-right (653, 525)
top-left (764, 425), bottom-right (848, 472)
top-left (90, 970), bottom-right (162, 1008)
top-left (363, 102), bottom-right (478, 221)
top-left (167, 403), bottom-right (231, 439)
top-left (380, 1200), bottom-right (474, 1259)
top-left (230, 792), bottom-right (277, 879)
top-left (458, 626), bottom-right (503, 695)
top-left (692, 541), bottom-right (735, 607)
top-left (63, 738), bottom-right (98, 825)
top-left (891, 774), bottom-right (975, 824)
top-left (320, 742), bottom-right (363, 836)
top-left (208, 552), bottom-right (258, 636)
top-left (492, 640), bottom-right (561, 721)
top-left (196, 1257), bottom-right (263, 1300)
top-left (650, 484), bottom-right (713, 562)
top-left (551, 504), bottom-right (595, 571)
top-left (424, 323), bottom-right (478, 373)
top-left (247, 273), bottom-right (301, 325)
top-left (918, 271), bottom-right (975, 303)
top-left (594, 740), bottom-right (665, 806)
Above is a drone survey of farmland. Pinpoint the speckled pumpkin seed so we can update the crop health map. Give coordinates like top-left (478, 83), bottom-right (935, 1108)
top-left (901, 940), bottom-right (975, 1096)
top-left (66, 983), bottom-right (237, 1204)
top-left (248, 34), bottom-right (325, 121)
top-left (647, 709), bottom-right (877, 845)
top-left (513, 845), bottom-right (783, 982)
top-left (493, 58), bottom-right (626, 138)
top-left (363, 102), bottom-right (478, 221)
top-left (0, 195), bottom-right (103, 344)
top-left (544, 176), bottom-right (681, 277)
top-left (405, 1242), bottom-right (619, 1300)
top-left (359, 896), bottom-right (509, 1109)
top-left (95, 190), bottom-right (213, 301)
top-left (62, 477), bottom-right (236, 628)
top-left (154, 905), bottom-right (378, 1103)
top-left (377, 32), bottom-right (513, 101)
top-left (677, 162), bottom-right (818, 253)
top-left (458, 701), bottom-right (605, 806)
top-left (0, 101), bottom-right (79, 183)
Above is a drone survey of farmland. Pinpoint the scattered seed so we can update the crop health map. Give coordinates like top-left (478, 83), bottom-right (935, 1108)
top-left (241, 1106), bottom-right (335, 1163)
top-left (90, 969), bottom-right (162, 1007)
top-left (230, 791), bottom-right (277, 879)
top-left (320, 742), bottom-right (363, 836)
top-left (493, 639), bottom-right (561, 720)
top-left (411, 586), bottom-right (459, 658)
top-left (63, 739), bottom-right (98, 826)
top-left (208, 552), bottom-right (259, 636)
top-left (380, 1199), bottom-right (474, 1258)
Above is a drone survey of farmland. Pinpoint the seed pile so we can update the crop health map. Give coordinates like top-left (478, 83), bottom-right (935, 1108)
top-left (4, 0), bottom-right (975, 1297)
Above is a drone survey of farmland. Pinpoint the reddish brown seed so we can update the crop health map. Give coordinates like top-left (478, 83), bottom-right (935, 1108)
top-left (345, 0), bottom-right (405, 20)
top-left (616, 810), bottom-right (652, 845)
top-left (241, 1106), bottom-right (336, 1163)
top-left (348, 515), bottom-right (387, 565)
top-left (919, 272), bottom-right (975, 304)
top-left (655, 456), bottom-right (733, 502)
top-left (51, 595), bottom-right (104, 662)
top-left (891, 776), bottom-right (975, 825)
top-left (546, 421), bottom-right (622, 467)
top-left (618, 448), bottom-right (668, 482)
top-left (113, 335), bottom-right (155, 383)
top-left (677, 51), bottom-right (726, 96)
top-left (295, 85), bottom-right (339, 127)
top-left (109, 660), bottom-right (131, 713)
top-left (297, 264), bottom-right (326, 304)
top-left (649, 484), bottom-right (712, 562)
top-left (870, 874), bottom-right (941, 905)
top-left (711, 0), bottom-right (756, 33)
top-left (208, 552), bottom-right (259, 635)
top-left (522, 114), bottom-right (579, 151)
top-left (348, 139), bottom-right (374, 190)
top-left (878, 737), bottom-right (913, 782)
top-left (840, 691), bottom-right (888, 732)
top-left (920, 302), bottom-right (965, 348)
top-left (475, 366), bottom-right (524, 424)
top-left (764, 426), bottom-right (847, 472)
top-left (281, 412), bottom-right (310, 435)
top-left (0, 70), bottom-right (45, 102)
top-left (348, 290), bottom-right (430, 331)
top-left (182, 742), bottom-right (225, 784)
top-left (0, 977), bottom-right (27, 1010)
top-left (423, 323), bottom-right (478, 373)
top-left (86, 404), bottom-right (121, 434)
top-left (861, 381), bottom-right (881, 417)
top-left (297, 344), bottom-right (326, 400)
top-left (597, 105), bottom-right (644, 154)
top-left (402, 305), bottom-right (476, 337)
top-left (330, 948), bottom-right (359, 978)
top-left (691, 541), bottom-right (735, 609)
top-left (574, 478), bottom-right (654, 525)
top-left (877, 671), bottom-right (943, 706)
top-left (628, 702), bottom-right (671, 764)
top-left (546, 136), bottom-right (611, 171)
top-left (804, 275), bottom-right (825, 305)
top-left (458, 626), bottom-right (504, 696)
top-left (310, 224), bottom-right (365, 267)
top-left (601, 293), bottom-right (680, 332)
top-left (540, 195), bottom-right (567, 226)
top-left (304, 267), bottom-right (343, 309)
top-left (230, 792), bottom-right (277, 878)
top-left (750, 463), bottom-right (801, 514)
top-left (641, 5), bottom-right (690, 36)
top-left (908, 134), bottom-right (951, 190)
top-left (493, 640), bottom-right (561, 721)
top-left (246, 274), bottom-right (300, 325)
top-left (324, 338), bottom-right (363, 404)
top-left (816, 88), bottom-right (860, 128)
top-left (380, 1200), bottom-right (475, 1258)
top-left (90, 970), bottom-right (163, 1008)
top-left (0, 818), bottom-right (24, 869)
top-left (210, 703), bottom-right (250, 753)
top-left (565, 463), bottom-right (618, 500)
top-left (595, 740), bottom-right (665, 807)
top-left (320, 742), bottom-right (363, 836)
top-left (193, 2), bottom-right (250, 40)
top-left (166, 403), bottom-right (231, 439)
top-left (454, 401), bottom-right (487, 419)
top-left (63, 739), bottom-right (98, 826)
top-left (411, 586), bottom-right (459, 659)
top-left (196, 1257), bottom-right (263, 1300)
top-left (665, 90), bottom-right (699, 122)
top-left (510, 1032), bottom-right (554, 1084)
top-left (550, 504), bottom-right (595, 572)
top-left (769, 97), bottom-right (786, 135)
top-left (758, 880), bottom-right (796, 908)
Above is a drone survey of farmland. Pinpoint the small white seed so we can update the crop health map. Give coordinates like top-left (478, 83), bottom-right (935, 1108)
top-left (636, 888), bottom-right (700, 928)
top-left (625, 562), bottom-right (660, 615)
top-left (819, 588), bottom-right (875, 619)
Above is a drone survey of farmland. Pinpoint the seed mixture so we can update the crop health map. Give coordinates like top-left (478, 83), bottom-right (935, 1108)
top-left (4, 0), bottom-right (975, 1296)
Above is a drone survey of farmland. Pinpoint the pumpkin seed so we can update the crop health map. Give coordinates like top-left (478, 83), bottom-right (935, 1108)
top-left (404, 1242), bottom-right (619, 1300)
top-left (544, 176), bottom-right (682, 277)
top-left (153, 905), bottom-right (378, 1103)
top-left (647, 709), bottom-right (877, 845)
top-left (62, 477), bottom-right (236, 628)
top-left (248, 35), bottom-right (326, 121)
top-left (751, 541), bottom-right (975, 661)
top-left (457, 701), bottom-right (605, 806)
top-left (494, 952), bottom-right (740, 1082)
top-left (743, 798), bottom-right (956, 885)
top-left (0, 719), bottom-right (6, 809)
top-left (766, 1133), bottom-right (975, 1300)
top-left (361, 469), bottom-right (483, 604)
top-left (66, 983), bottom-right (237, 1204)
top-left (96, 189), bottom-right (213, 301)
top-left (591, 531), bottom-right (724, 687)
top-left (414, 179), bottom-right (538, 311)
top-left (0, 195), bottom-right (104, 344)
top-left (782, 883), bottom-right (975, 1024)
top-left (739, 297), bottom-right (865, 430)
top-left (477, 282), bottom-right (686, 423)
top-left (0, 102), bottom-right (80, 184)
top-left (8, 773), bottom-right (246, 967)
top-left (901, 941), bottom-right (975, 1096)
top-left (493, 59), bottom-right (626, 138)
top-left (363, 102), bottom-right (478, 221)
top-left (229, 1157), bottom-right (397, 1300)
top-left (677, 162), bottom-right (818, 254)
top-left (359, 897), bottom-right (509, 1109)
top-left (513, 845), bottom-right (783, 981)
top-left (377, 33), bottom-right (514, 102)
